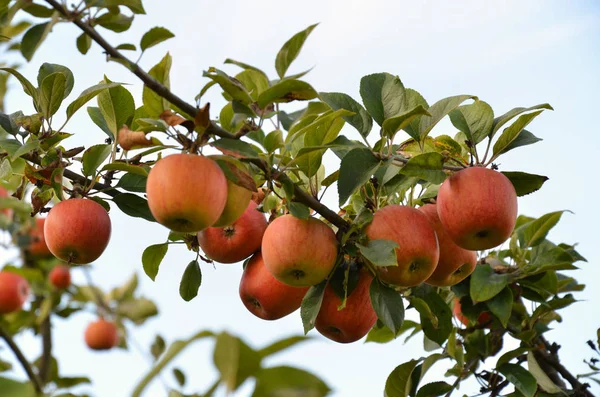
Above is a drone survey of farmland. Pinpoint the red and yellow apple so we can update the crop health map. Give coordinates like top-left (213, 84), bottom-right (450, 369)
top-left (418, 204), bottom-right (478, 287)
top-left (453, 297), bottom-right (492, 326)
top-left (261, 215), bottom-right (338, 287)
top-left (49, 265), bottom-right (71, 289)
top-left (146, 154), bottom-right (228, 232)
top-left (197, 201), bottom-right (267, 264)
top-left (365, 205), bottom-right (439, 287)
top-left (44, 198), bottom-right (111, 264)
top-left (239, 252), bottom-right (308, 320)
top-left (0, 271), bottom-right (30, 314)
top-left (84, 319), bottom-right (119, 351)
top-left (27, 218), bottom-right (52, 258)
top-left (213, 179), bottom-right (253, 227)
top-left (315, 270), bottom-right (377, 343)
top-left (437, 167), bottom-right (518, 250)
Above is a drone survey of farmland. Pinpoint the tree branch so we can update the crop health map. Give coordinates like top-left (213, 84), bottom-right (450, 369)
top-left (0, 325), bottom-right (43, 394)
top-left (38, 316), bottom-right (52, 384)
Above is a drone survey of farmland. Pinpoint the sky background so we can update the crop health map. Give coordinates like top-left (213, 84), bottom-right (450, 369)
top-left (2, 0), bottom-right (600, 396)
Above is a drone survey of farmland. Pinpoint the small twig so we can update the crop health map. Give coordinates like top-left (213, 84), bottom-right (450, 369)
top-left (0, 325), bottom-right (44, 393)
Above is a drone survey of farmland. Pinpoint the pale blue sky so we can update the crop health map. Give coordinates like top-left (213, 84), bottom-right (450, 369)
top-left (3, 0), bottom-right (600, 396)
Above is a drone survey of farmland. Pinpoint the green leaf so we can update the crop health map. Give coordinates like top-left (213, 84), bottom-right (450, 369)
top-left (82, 144), bottom-right (112, 176)
top-left (143, 53), bottom-right (172, 118)
top-left (365, 320), bottom-right (420, 344)
top-left (360, 72), bottom-right (406, 126)
top-left (320, 92), bottom-right (373, 137)
top-left (338, 147), bottom-right (380, 206)
top-left (0, 68), bottom-right (38, 102)
top-left (526, 352), bottom-right (563, 394)
top-left (113, 193), bottom-right (156, 222)
top-left (0, 377), bottom-right (36, 397)
top-left (385, 359), bottom-right (421, 397)
top-left (275, 24), bottom-right (318, 78)
top-left (409, 292), bottom-right (452, 345)
top-left (98, 77), bottom-right (135, 136)
top-left (288, 202), bottom-right (310, 219)
top-left (103, 0), bottom-right (146, 14)
top-left (300, 281), bottom-right (326, 334)
top-left (497, 347), bottom-right (531, 367)
top-left (470, 264), bottom-right (508, 303)
top-left (203, 67), bottom-right (252, 105)
top-left (88, 106), bottom-right (114, 139)
top-left (213, 332), bottom-right (262, 392)
top-left (0, 158), bottom-right (11, 181)
top-left (491, 103), bottom-right (553, 138)
top-left (116, 298), bottom-right (158, 325)
top-left (382, 105), bottom-right (431, 138)
top-left (518, 211), bottom-right (567, 248)
top-left (449, 101), bottom-right (494, 145)
top-left (225, 58), bottom-right (268, 78)
top-left (492, 110), bottom-right (545, 158)
top-left (116, 173), bottom-right (147, 192)
top-left (257, 79), bottom-right (317, 108)
top-left (37, 63), bottom-right (74, 99)
top-left (96, 12), bottom-right (133, 32)
top-left (172, 368), bottom-right (185, 387)
top-left (263, 129), bottom-right (283, 153)
top-left (21, 19), bottom-right (56, 61)
top-left (115, 43), bottom-right (136, 51)
top-left (102, 162), bottom-right (149, 176)
top-left (236, 69), bottom-right (270, 101)
top-left (66, 82), bottom-right (121, 121)
top-left (252, 366), bottom-right (330, 397)
top-left (140, 27), bottom-right (174, 51)
top-left (212, 138), bottom-right (259, 158)
top-left (39, 72), bottom-right (66, 118)
top-left (486, 286), bottom-right (513, 327)
top-left (502, 172), bottom-right (548, 197)
top-left (257, 336), bottom-right (310, 358)
top-left (499, 129), bottom-right (542, 155)
top-left (416, 382), bottom-right (453, 397)
top-left (418, 95), bottom-right (476, 141)
top-left (22, 3), bottom-right (54, 17)
top-left (370, 280), bottom-right (405, 335)
top-left (497, 364), bottom-right (537, 397)
top-left (358, 239), bottom-right (398, 267)
top-left (179, 260), bottom-right (201, 301)
top-left (76, 33), bottom-right (92, 54)
top-left (399, 152), bottom-right (446, 184)
top-left (142, 243), bottom-right (168, 281)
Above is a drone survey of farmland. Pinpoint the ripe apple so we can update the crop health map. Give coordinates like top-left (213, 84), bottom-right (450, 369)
top-left (197, 201), bottom-right (267, 264)
top-left (49, 265), bottom-right (71, 289)
top-left (0, 271), bottom-right (30, 314)
top-left (27, 218), bottom-right (52, 258)
top-left (239, 252), bottom-right (308, 320)
top-left (315, 270), bottom-right (377, 343)
top-left (365, 205), bottom-right (439, 287)
top-left (453, 297), bottom-right (492, 326)
top-left (437, 167), bottom-right (518, 250)
top-left (146, 154), bottom-right (228, 232)
top-left (418, 204), bottom-right (478, 287)
top-left (0, 186), bottom-right (11, 217)
top-left (84, 319), bottom-right (119, 351)
top-left (44, 198), bottom-right (111, 264)
top-left (261, 215), bottom-right (338, 287)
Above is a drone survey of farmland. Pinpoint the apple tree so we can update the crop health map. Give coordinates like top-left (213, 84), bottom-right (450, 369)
top-left (0, 0), bottom-right (597, 396)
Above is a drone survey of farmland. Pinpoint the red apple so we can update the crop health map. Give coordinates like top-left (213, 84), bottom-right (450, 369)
top-left (146, 154), bottom-right (228, 232)
top-left (453, 297), bottom-right (492, 326)
top-left (84, 319), bottom-right (119, 351)
top-left (0, 186), bottom-right (12, 217)
top-left (213, 179), bottom-right (253, 227)
top-left (315, 270), bottom-right (377, 344)
top-left (0, 271), bottom-right (30, 314)
top-left (418, 204), bottom-right (478, 287)
top-left (437, 167), bottom-right (518, 250)
top-left (261, 215), bottom-right (338, 287)
top-left (197, 201), bottom-right (267, 263)
top-left (27, 218), bottom-right (52, 258)
top-left (44, 198), bottom-right (111, 264)
top-left (49, 265), bottom-right (71, 289)
top-left (365, 205), bottom-right (439, 287)
top-left (239, 252), bottom-right (308, 320)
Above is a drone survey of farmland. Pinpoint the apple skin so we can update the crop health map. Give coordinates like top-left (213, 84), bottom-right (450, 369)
top-left (44, 199), bottom-right (111, 265)
top-left (239, 252), bottom-right (308, 320)
top-left (261, 215), bottom-right (338, 287)
top-left (84, 319), bottom-right (119, 351)
top-left (197, 201), bottom-right (268, 264)
top-left (27, 218), bottom-right (53, 258)
top-left (437, 167), bottom-right (518, 250)
top-left (0, 271), bottom-right (30, 314)
top-left (212, 179), bottom-right (253, 227)
top-left (453, 297), bottom-right (492, 326)
top-left (146, 154), bottom-right (228, 232)
top-left (0, 186), bottom-right (12, 218)
top-left (365, 205), bottom-right (439, 287)
top-left (418, 204), bottom-right (478, 287)
top-left (49, 265), bottom-right (71, 289)
top-left (315, 270), bottom-right (377, 344)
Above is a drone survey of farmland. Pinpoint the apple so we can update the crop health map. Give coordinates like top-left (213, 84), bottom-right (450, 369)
top-left (315, 270), bottom-right (377, 343)
top-left (27, 218), bottom-right (52, 258)
top-left (84, 319), bottom-right (119, 351)
top-left (365, 205), bottom-right (439, 287)
top-left (49, 265), bottom-right (71, 289)
top-left (437, 167), bottom-right (518, 250)
top-left (0, 186), bottom-right (11, 217)
top-left (261, 215), bottom-right (338, 287)
top-left (418, 204), bottom-right (478, 287)
top-left (0, 271), bottom-right (30, 314)
top-left (213, 179), bottom-right (253, 227)
top-left (146, 154), bottom-right (228, 232)
top-left (239, 252), bottom-right (308, 320)
top-left (197, 201), bottom-right (267, 263)
top-left (44, 198), bottom-right (111, 264)
top-left (453, 297), bottom-right (492, 327)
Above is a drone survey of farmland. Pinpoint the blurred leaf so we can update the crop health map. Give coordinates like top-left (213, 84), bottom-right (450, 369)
top-left (257, 79), bottom-right (317, 108)
top-left (320, 91), bottom-right (372, 137)
top-left (358, 239), bottom-right (398, 267)
top-left (113, 193), bottom-right (155, 222)
top-left (252, 366), bottom-right (330, 397)
top-left (337, 147), bottom-right (380, 206)
top-left (300, 281), bottom-right (326, 334)
top-left (179, 260), bottom-right (201, 302)
top-left (22, 3), bottom-right (54, 17)
top-left (150, 335), bottom-right (166, 360)
top-left (109, 273), bottom-right (138, 302)
top-left (0, 377), bottom-right (36, 397)
top-left (498, 364), bottom-right (537, 397)
top-left (275, 24), bottom-right (318, 78)
top-left (172, 368), bottom-right (185, 387)
top-left (502, 172), bottom-right (548, 197)
top-left (213, 332), bottom-right (261, 392)
top-left (76, 33), bottom-right (92, 54)
top-left (117, 298), bottom-right (158, 324)
top-left (21, 18), bottom-right (57, 61)
top-left (104, 0), bottom-right (146, 14)
top-left (140, 27), bottom-right (174, 52)
top-left (81, 144), bottom-right (112, 177)
top-left (258, 335), bottom-right (310, 358)
top-left (385, 359), bottom-right (420, 397)
top-left (370, 280), bottom-right (405, 335)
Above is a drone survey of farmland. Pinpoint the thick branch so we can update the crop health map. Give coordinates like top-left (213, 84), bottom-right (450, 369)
top-left (0, 325), bottom-right (43, 393)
